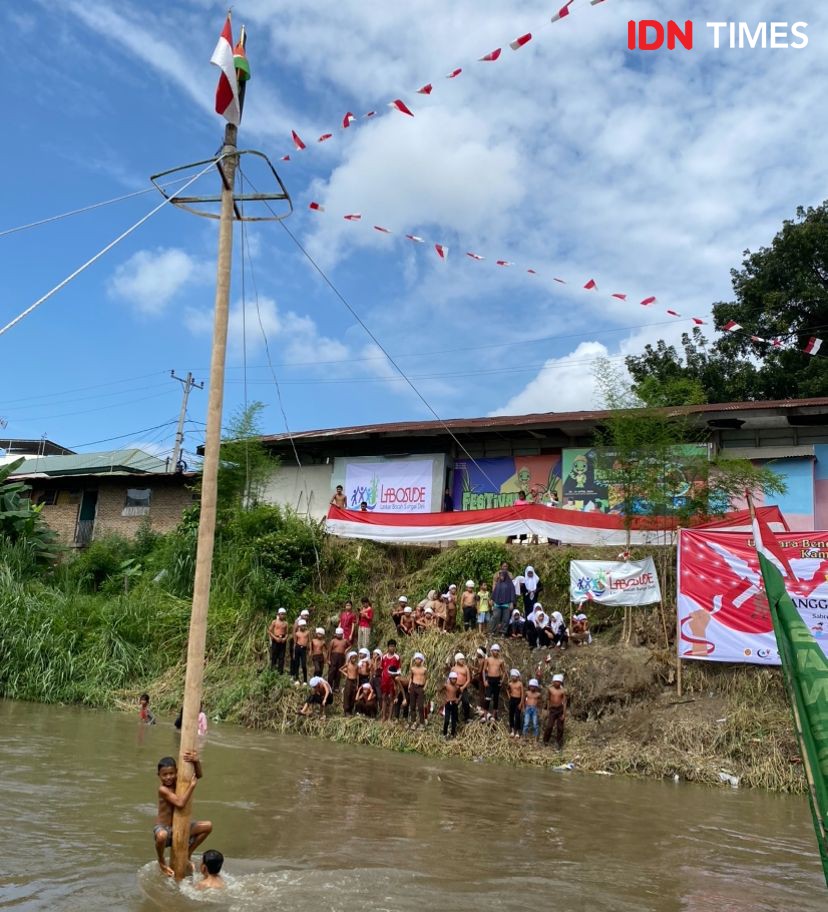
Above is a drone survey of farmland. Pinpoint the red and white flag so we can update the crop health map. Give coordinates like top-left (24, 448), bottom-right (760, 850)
top-left (405, 234), bottom-right (425, 243)
top-left (466, 252), bottom-right (484, 261)
top-left (479, 48), bottom-right (502, 61)
top-left (527, 269), bottom-right (537, 275)
top-left (318, 133), bottom-right (333, 142)
top-left (279, 154), bottom-right (290, 161)
top-left (364, 111), bottom-right (377, 118)
top-left (640, 296), bottom-right (656, 306)
top-left (804, 337), bottom-right (823, 355)
top-left (373, 225), bottom-right (392, 234)
top-left (496, 260), bottom-right (513, 267)
top-left (342, 112), bottom-right (356, 128)
top-left (611, 293), bottom-right (627, 300)
top-left (435, 244), bottom-right (448, 259)
top-left (211, 15), bottom-right (241, 125)
top-left (446, 68), bottom-right (462, 79)
top-left (343, 213), bottom-right (361, 221)
top-left (510, 33), bottom-right (532, 49)
top-left (417, 84), bottom-right (433, 95)
top-left (692, 318), bottom-right (706, 325)
top-left (584, 279), bottom-right (597, 290)
top-left (308, 201), bottom-right (325, 212)
top-left (551, 1), bottom-right (574, 23)
top-left (723, 320), bottom-right (742, 332)
top-left (667, 309), bottom-right (680, 317)
top-left (291, 130), bottom-right (306, 150)
top-left (389, 99), bottom-right (414, 116)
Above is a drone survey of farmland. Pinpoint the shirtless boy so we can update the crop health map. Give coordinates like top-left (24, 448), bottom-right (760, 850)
top-left (408, 652), bottom-right (428, 727)
top-left (442, 672), bottom-right (461, 738)
top-left (311, 628), bottom-right (327, 678)
top-left (482, 644), bottom-right (506, 720)
top-left (355, 682), bottom-right (378, 717)
top-left (291, 619), bottom-right (310, 683)
top-left (543, 674), bottom-right (567, 749)
top-left (267, 608), bottom-right (289, 673)
top-left (342, 651), bottom-right (359, 716)
top-left (392, 668), bottom-right (409, 721)
top-left (330, 485), bottom-right (347, 508)
top-left (445, 584), bottom-right (458, 632)
top-left (460, 580), bottom-right (478, 631)
top-left (399, 606), bottom-right (415, 636)
top-left (327, 627), bottom-right (348, 690)
top-left (522, 678), bottom-right (542, 740)
top-left (392, 596), bottom-right (407, 633)
top-left (154, 751), bottom-right (212, 877)
top-left (194, 849), bottom-right (226, 891)
top-left (300, 676), bottom-right (334, 719)
top-left (506, 669), bottom-right (524, 738)
top-left (450, 653), bottom-right (472, 723)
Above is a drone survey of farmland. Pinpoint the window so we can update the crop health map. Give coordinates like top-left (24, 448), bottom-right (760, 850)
top-left (35, 490), bottom-right (57, 506)
top-left (122, 488), bottom-right (151, 517)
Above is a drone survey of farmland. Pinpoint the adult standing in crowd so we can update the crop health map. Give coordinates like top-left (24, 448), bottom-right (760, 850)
top-left (521, 566), bottom-right (542, 615)
top-left (491, 563), bottom-right (515, 635)
top-left (330, 485), bottom-right (347, 508)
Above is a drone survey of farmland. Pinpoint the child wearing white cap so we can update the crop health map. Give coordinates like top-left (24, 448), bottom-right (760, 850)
top-left (450, 653), bottom-right (472, 723)
top-left (355, 682), bottom-right (378, 717)
top-left (442, 672), bottom-right (461, 738)
top-left (342, 651), bottom-right (359, 716)
top-left (522, 678), bottom-right (542, 740)
top-left (291, 619), bottom-right (310, 684)
top-left (507, 669), bottom-right (524, 738)
top-left (392, 595), bottom-right (408, 633)
top-left (460, 580), bottom-right (478, 631)
top-left (380, 640), bottom-right (401, 722)
top-left (399, 605), bottom-right (415, 636)
top-left (482, 645), bottom-right (506, 721)
top-left (543, 674), bottom-right (567, 749)
top-left (299, 677), bottom-right (333, 720)
top-left (445, 584), bottom-right (458, 632)
top-left (311, 627), bottom-right (327, 679)
top-left (327, 627), bottom-right (348, 691)
top-left (408, 652), bottom-right (428, 728)
top-left (267, 609), bottom-right (289, 674)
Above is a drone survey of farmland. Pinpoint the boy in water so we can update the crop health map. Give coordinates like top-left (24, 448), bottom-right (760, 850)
top-left (311, 628), bottom-right (327, 679)
top-left (408, 652), bottom-right (428, 728)
top-left (543, 674), bottom-right (567, 749)
top-left (139, 693), bottom-right (156, 725)
top-left (194, 849), bottom-right (226, 891)
top-left (154, 751), bottom-right (212, 877)
top-left (506, 669), bottom-right (524, 738)
top-left (522, 678), bottom-right (542, 740)
top-left (442, 671), bottom-right (461, 738)
top-left (482, 644), bottom-right (506, 721)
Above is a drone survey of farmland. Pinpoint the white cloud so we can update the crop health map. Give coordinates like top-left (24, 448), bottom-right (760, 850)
top-left (109, 248), bottom-right (206, 314)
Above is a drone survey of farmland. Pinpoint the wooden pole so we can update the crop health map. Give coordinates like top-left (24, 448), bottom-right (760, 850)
top-left (171, 122), bottom-right (238, 880)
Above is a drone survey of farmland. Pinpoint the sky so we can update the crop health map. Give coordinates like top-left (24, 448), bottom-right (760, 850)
top-left (1, 1), bottom-right (827, 464)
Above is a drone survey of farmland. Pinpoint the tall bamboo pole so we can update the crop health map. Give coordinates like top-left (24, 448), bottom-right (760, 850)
top-left (171, 122), bottom-right (238, 880)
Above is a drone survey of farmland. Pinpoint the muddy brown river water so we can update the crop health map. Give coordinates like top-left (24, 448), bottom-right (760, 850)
top-left (0, 700), bottom-right (824, 911)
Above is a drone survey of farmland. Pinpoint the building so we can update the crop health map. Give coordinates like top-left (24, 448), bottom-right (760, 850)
top-left (10, 449), bottom-right (196, 547)
top-left (0, 437), bottom-right (74, 466)
top-left (258, 398), bottom-right (828, 530)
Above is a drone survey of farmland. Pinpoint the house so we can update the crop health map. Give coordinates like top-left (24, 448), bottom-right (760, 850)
top-left (10, 449), bottom-right (196, 547)
top-left (254, 397), bottom-right (828, 530)
top-left (0, 437), bottom-right (74, 466)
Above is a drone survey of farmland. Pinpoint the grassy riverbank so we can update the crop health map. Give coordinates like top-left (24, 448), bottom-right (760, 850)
top-left (0, 515), bottom-right (804, 793)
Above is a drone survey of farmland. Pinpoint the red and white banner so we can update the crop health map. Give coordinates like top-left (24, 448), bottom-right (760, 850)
top-left (678, 529), bottom-right (828, 665)
top-left (327, 504), bottom-right (680, 546)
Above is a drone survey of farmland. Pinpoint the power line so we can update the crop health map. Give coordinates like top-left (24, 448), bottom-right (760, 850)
top-left (1, 380), bottom-right (172, 413)
top-left (0, 371), bottom-right (169, 408)
top-left (66, 419), bottom-right (179, 450)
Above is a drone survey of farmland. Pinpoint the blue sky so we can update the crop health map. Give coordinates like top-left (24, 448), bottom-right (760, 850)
top-left (1, 1), bottom-right (826, 464)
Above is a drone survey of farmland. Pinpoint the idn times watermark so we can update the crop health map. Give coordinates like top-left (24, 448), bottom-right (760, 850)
top-left (627, 19), bottom-right (808, 51)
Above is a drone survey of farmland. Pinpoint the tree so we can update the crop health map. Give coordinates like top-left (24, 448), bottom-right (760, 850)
top-left (625, 201), bottom-right (828, 402)
top-left (215, 402), bottom-right (280, 511)
top-left (0, 458), bottom-right (60, 562)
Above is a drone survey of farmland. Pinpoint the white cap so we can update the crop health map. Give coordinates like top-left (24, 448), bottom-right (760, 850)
top-left (552, 673), bottom-right (564, 683)
top-left (300, 609), bottom-right (310, 617)
top-left (491, 644), bottom-right (501, 652)
top-left (335, 627), bottom-right (344, 635)
top-left (398, 595), bottom-right (408, 603)
top-left (449, 584), bottom-right (457, 590)
top-left (413, 652), bottom-right (425, 661)
top-left (528, 678), bottom-right (540, 688)
top-left (373, 648), bottom-right (383, 656)
top-left (404, 606), bottom-right (412, 614)
top-left (346, 651), bottom-right (357, 659)
top-left (510, 668), bottom-right (520, 678)
top-left (465, 580), bottom-right (475, 588)
top-left (448, 671), bottom-right (458, 680)
top-left (358, 648), bottom-right (370, 656)
top-left (297, 619), bottom-right (308, 626)
top-left (476, 647), bottom-right (486, 658)
top-left (425, 607), bottom-right (433, 614)
top-left (454, 652), bottom-right (465, 662)
top-left (361, 683), bottom-right (372, 690)
top-left (315, 627), bottom-right (325, 635)
top-left (277, 608), bottom-right (287, 615)
top-left (309, 676), bottom-right (323, 687)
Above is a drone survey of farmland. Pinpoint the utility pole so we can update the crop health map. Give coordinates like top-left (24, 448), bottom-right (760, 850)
top-left (170, 370), bottom-right (204, 472)
top-left (170, 122), bottom-right (239, 879)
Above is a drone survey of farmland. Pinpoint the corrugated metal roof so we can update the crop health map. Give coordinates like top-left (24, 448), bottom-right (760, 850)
top-left (260, 397), bottom-right (828, 445)
top-left (10, 448), bottom-right (169, 477)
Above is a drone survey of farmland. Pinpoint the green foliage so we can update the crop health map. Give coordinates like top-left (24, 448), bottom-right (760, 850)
top-left (626, 202), bottom-right (828, 403)
top-left (409, 541), bottom-right (512, 594)
top-left (0, 458), bottom-right (60, 562)
top-left (212, 401), bottom-right (280, 510)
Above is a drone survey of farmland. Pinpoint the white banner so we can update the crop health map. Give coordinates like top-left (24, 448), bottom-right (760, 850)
top-left (344, 459), bottom-right (434, 514)
top-left (570, 558), bottom-right (662, 606)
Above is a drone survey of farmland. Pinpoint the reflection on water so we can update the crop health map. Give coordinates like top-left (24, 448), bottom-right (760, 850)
top-left (0, 700), bottom-right (823, 911)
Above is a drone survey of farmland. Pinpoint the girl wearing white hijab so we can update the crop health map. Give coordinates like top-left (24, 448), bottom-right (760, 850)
top-left (521, 566), bottom-right (542, 615)
top-left (550, 611), bottom-right (569, 649)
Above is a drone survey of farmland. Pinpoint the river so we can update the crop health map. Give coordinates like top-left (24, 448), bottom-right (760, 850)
top-left (0, 700), bottom-right (823, 911)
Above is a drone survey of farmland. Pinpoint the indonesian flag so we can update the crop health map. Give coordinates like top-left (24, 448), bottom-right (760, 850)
top-left (389, 99), bottom-right (414, 116)
top-left (308, 201), bottom-right (325, 212)
top-left (551, 1), bottom-right (574, 23)
top-left (211, 16), bottom-right (241, 125)
top-left (318, 133), bottom-right (333, 142)
top-left (406, 234), bottom-right (425, 243)
top-left (723, 320), bottom-right (742, 332)
top-left (510, 33), bottom-right (532, 49)
top-left (343, 213), bottom-right (361, 221)
top-left (291, 130), bottom-right (306, 150)
top-left (640, 296), bottom-right (656, 306)
top-left (804, 337), bottom-right (823, 356)
top-left (466, 252), bottom-right (484, 261)
top-left (417, 84), bottom-right (433, 94)
top-left (373, 225), bottom-right (392, 234)
top-left (666, 309), bottom-right (680, 317)
top-left (584, 279), bottom-right (597, 290)
top-left (527, 269), bottom-right (537, 275)
top-left (446, 68), bottom-right (462, 79)
top-left (343, 112), bottom-right (356, 127)
top-left (612, 293), bottom-right (627, 300)
top-left (279, 154), bottom-right (290, 161)
top-left (496, 260), bottom-right (513, 267)
top-left (479, 48), bottom-right (502, 61)
top-left (693, 318), bottom-right (706, 325)
top-left (435, 244), bottom-right (448, 259)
